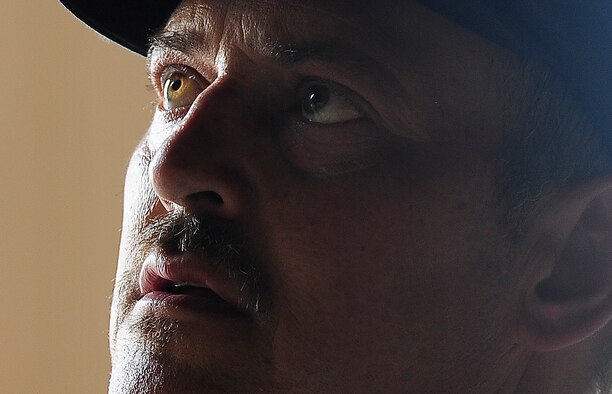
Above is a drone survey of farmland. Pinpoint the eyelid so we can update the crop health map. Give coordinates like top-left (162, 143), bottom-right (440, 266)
top-left (298, 78), bottom-right (363, 107)
top-left (149, 64), bottom-right (209, 117)
top-left (148, 47), bottom-right (212, 95)
top-left (295, 79), bottom-right (364, 125)
top-left (295, 72), bottom-right (384, 125)
top-left (296, 77), bottom-right (377, 125)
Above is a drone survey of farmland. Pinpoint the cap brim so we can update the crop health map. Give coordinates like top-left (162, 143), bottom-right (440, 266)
top-left (59, 0), bottom-right (181, 55)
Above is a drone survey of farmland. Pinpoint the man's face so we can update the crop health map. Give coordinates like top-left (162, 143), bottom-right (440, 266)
top-left (111, 0), bottom-right (530, 392)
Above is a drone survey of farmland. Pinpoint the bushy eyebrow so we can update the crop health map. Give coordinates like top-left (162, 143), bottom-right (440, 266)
top-left (148, 29), bottom-right (205, 60)
top-left (152, 25), bottom-right (395, 74)
top-left (267, 41), bottom-right (367, 68)
top-left (149, 29), bottom-right (402, 93)
top-left (265, 41), bottom-right (394, 82)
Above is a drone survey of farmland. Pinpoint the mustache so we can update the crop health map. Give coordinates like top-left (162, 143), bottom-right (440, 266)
top-left (136, 210), bottom-right (268, 313)
top-left (144, 211), bottom-right (244, 258)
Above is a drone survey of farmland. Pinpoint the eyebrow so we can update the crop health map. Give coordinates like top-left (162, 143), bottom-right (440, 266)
top-left (265, 41), bottom-right (387, 79)
top-left (148, 29), bottom-right (206, 60)
top-left (153, 29), bottom-right (400, 84)
top-left (150, 29), bottom-right (389, 72)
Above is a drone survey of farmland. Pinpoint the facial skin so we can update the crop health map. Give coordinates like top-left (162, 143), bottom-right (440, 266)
top-left (109, 1), bottom-right (612, 393)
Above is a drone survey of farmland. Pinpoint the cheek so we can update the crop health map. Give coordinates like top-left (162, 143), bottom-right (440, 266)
top-left (121, 142), bottom-right (158, 238)
top-left (277, 121), bottom-right (392, 176)
top-left (112, 143), bottom-right (157, 322)
top-left (267, 168), bottom-right (493, 299)
top-left (261, 164), bottom-right (517, 378)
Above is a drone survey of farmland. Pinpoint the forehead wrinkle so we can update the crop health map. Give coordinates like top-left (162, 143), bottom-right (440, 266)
top-left (148, 0), bottom-right (227, 63)
top-left (151, 0), bottom-right (409, 65)
top-left (149, 30), bottom-right (203, 60)
top-left (176, 1), bottom-right (400, 72)
top-left (153, 0), bottom-right (403, 55)
top-left (149, 1), bottom-right (275, 74)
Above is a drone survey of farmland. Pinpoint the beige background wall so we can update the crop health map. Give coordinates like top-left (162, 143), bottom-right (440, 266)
top-left (1, 1), bottom-right (152, 392)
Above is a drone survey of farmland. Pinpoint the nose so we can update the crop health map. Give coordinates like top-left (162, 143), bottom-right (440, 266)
top-left (147, 78), bottom-right (254, 218)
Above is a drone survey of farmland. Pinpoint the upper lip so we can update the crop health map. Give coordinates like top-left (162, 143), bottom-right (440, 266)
top-left (139, 250), bottom-right (244, 310)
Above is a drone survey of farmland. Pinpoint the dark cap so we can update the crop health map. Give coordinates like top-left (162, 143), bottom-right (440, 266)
top-left (59, 0), bottom-right (181, 55)
top-left (60, 0), bottom-right (611, 146)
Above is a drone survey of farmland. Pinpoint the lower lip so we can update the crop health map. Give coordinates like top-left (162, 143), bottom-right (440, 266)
top-left (136, 291), bottom-right (246, 318)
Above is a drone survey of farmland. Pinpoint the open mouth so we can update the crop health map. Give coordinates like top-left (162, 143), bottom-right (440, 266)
top-left (138, 251), bottom-right (248, 315)
top-left (168, 282), bottom-right (232, 305)
top-left (139, 278), bottom-right (247, 316)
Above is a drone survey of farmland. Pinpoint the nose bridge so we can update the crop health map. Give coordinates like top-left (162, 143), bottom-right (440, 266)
top-left (147, 75), bottom-right (256, 217)
top-left (175, 76), bottom-right (251, 157)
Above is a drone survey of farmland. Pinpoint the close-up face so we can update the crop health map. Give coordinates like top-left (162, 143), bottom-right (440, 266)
top-left (110, 0), bottom-right (556, 392)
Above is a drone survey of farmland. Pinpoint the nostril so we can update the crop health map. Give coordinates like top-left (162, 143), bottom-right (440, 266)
top-left (186, 190), bottom-right (224, 208)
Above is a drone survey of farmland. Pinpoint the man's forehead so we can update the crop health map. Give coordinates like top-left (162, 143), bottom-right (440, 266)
top-left (153, 0), bottom-right (473, 76)
top-left (161, 0), bottom-right (410, 47)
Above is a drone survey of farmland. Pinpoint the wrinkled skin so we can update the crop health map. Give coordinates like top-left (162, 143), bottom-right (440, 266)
top-left (108, 1), bottom-right (598, 393)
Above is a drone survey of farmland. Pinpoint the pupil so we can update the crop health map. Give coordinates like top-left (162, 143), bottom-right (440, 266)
top-left (170, 79), bottom-right (182, 91)
top-left (304, 86), bottom-right (329, 114)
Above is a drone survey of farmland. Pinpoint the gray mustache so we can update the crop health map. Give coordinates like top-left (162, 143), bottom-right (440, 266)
top-left (145, 210), bottom-right (245, 258)
top-left (138, 210), bottom-right (267, 313)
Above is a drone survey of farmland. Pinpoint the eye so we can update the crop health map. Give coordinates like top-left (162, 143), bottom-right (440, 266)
top-left (160, 67), bottom-right (206, 110)
top-left (300, 82), bottom-right (363, 124)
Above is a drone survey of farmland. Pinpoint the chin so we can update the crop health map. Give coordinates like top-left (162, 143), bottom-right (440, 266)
top-left (108, 311), bottom-right (282, 393)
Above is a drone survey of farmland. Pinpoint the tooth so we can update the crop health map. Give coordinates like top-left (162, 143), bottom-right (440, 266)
top-left (174, 282), bottom-right (208, 288)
